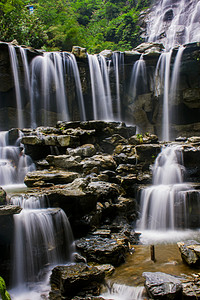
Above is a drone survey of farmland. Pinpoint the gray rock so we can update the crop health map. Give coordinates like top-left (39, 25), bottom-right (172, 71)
top-left (57, 135), bottom-right (80, 147)
top-left (67, 144), bottom-right (96, 157)
top-left (177, 240), bottom-right (200, 266)
top-left (76, 236), bottom-right (127, 266)
top-left (0, 205), bottom-right (22, 215)
top-left (143, 272), bottom-right (182, 299)
top-left (24, 170), bottom-right (79, 187)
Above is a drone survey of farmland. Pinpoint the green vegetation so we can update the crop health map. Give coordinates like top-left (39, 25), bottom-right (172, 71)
top-left (0, 276), bottom-right (11, 300)
top-left (0, 0), bottom-right (151, 52)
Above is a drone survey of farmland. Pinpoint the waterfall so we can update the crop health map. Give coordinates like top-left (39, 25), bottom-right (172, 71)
top-left (8, 45), bottom-right (24, 129)
top-left (101, 283), bottom-right (145, 300)
top-left (10, 194), bottom-right (75, 296)
top-left (169, 45), bottom-right (185, 126)
top-left (88, 54), bottom-right (112, 120)
top-left (137, 145), bottom-right (190, 231)
top-left (0, 131), bottom-right (35, 186)
top-left (99, 55), bottom-right (114, 120)
top-left (112, 52), bottom-right (124, 120)
top-left (129, 55), bottom-right (147, 101)
top-left (30, 53), bottom-right (69, 127)
top-left (65, 53), bottom-right (86, 120)
top-left (147, 0), bottom-right (200, 50)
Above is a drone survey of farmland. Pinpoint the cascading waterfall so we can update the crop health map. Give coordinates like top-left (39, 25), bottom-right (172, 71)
top-left (65, 52), bottom-right (86, 120)
top-left (137, 145), bottom-right (191, 231)
top-left (10, 194), bottom-right (75, 298)
top-left (129, 55), bottom-right (147, 101)
top-left (147, 0), bottom-right (200, 50)
top-left (169, 45), bottom-right (185, 108)
top-left (112, 52), bottom-right (124, 120)
top-left (8, 45), bottom-right (24, 129)
top-left (154, 46), bottom-right (185, 141)
top-left (101, 283), bottom-right (145, 300)
top-left (88, 54), bottom-right (113, 120)
top-left (154, 52), bottom-right (171, 141)
top-left (0, 131), bottom-right (35, 186)
top-left (30, 53), bottom-right (69, 127)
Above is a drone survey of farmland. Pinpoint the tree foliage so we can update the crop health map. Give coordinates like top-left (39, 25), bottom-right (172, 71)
top-left (0, 0), bottom-right (151, 52)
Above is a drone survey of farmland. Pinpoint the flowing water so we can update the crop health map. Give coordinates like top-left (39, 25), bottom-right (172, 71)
top-left (9, 193), bottom-right (75, 299)
top-left (104, 144), bottom-right (200, 299)
top-left (147, 0), bottom-right (200, 50)
top-left (112, 52), bottom-right (124, 120)
top-left (137, 144), bottom-right (190, 230)
top-left (0, 131), bottom-right (35, 187)
top-left (88, 54), bottom-right (114, 120)
top-left (8, 45), bottom-right (24, 129)
top-left (129, 55), bottom-right (147, 101)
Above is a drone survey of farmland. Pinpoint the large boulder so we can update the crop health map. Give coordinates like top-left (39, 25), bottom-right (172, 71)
top-left (177, 240), bottom-right (200, 266)
top-left (50, 263), bottom-right (105, 299)
top-left (76, 236), bottom-right (128, 266)
top-left (24, 170), bottom-right (79, 187)
top-left (143, 272), bottom-right (183, 299)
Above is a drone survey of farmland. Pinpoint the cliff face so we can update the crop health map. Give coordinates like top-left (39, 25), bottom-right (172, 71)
top-left (0, 41), bottom-right (200, 139)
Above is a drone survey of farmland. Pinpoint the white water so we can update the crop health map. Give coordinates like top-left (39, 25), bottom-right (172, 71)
top-left (137, 145), bottom-right (191, 231)
top-left (136, 144), bottom-right (200, 246)
top-left (66, 52), bottom-right (86, 120)
top-left (170, 45), bottom-right (185, 105)
top-left (8, 45), bottom-right (24, 129)
top-left (9, 194), bottom-right (75, 299)
top-left (101, 283), bottom-right (145, 300)
top-left (88, 54), bottom-right (112, 120)
top-left (0, 131), bottom-right (35, 186)
top-left (147, 0), bottom-right (200, 50)
top-left (112, 52), bottom-right (124, 120)
top-left (129, 55), bottom-right (147, 101)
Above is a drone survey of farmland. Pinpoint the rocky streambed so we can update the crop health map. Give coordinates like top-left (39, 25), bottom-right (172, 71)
top-left (1, 120), bottom-right (200, 299)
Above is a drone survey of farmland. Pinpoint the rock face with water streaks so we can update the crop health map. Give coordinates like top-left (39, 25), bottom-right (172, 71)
top-left (1, 42), bottom-right (200, 137)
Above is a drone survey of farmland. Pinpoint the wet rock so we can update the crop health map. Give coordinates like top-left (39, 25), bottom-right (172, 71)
top-left (0, 204), bottom-right (22, 215)
top-left (81, 155), bottom-right (117, 174)
top-left (103, 134), bottom-right (128, 152)
top-left (143, 272), bottom-right (182, 299)
top-left (24, 170), bottom-right (79, 187)
top-left (21, 135), bottom-right (43, 145)
top-left (177, 240), bottom-right (200, 266)
top-left (183, 88), bottom-right (200, 109)
top-left (114, 144), bottom-right (136, 157)
top-left (67, 144), bottom-right (96, 157)
top-left (72, 46), bottom-right (87, 59)
top-left (85, 181), bottom-right (122, 202)
top-left (46, 155), bottom-right (82, 171)
top-left (7, 128), bottom-right (20, 145)
top-left (187, 136), bottom-right (200, 144)
top-left (129, 133), bottom-right (158, 145)
top-left (50, 263), bottom-right (105, 299)
top-left (136, 144), bottom-right (161, 163)
top-left (116, 164), bottom-right (138, 175)
top-left (76, 236), bottom-right (127, 266)
top-left (0, 187), bottom-right (7, 205)
top-left (181, 274), bottom-right (200, 299)
top-left (99, 49), bottom-right (112, 58)
top-left (134, 42), bottom-right (164, 54)
top-left (57, 135), bottom-right (80, 147)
